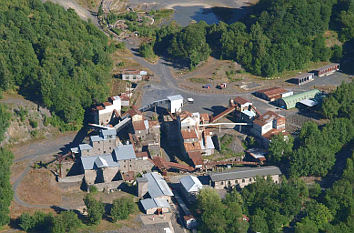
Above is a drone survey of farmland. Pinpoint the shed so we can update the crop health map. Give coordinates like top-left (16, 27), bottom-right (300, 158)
top-left (277, 89), bottom-right (320, 109)
top-left (140, 198), bottom-right (170, 215)
top-left (180, 175), bottom-right (203, 193)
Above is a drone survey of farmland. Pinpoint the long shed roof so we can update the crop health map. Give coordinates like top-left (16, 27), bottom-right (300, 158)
top-left (209, 166), bottom-right (281, 182)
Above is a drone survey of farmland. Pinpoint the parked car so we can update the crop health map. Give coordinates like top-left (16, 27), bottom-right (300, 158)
top-left (203, 84), bottom-right (211, 89)
top-left (187, 98), bottom-right (194, 104)
top-left (217, 83), bottom-right (227, 89)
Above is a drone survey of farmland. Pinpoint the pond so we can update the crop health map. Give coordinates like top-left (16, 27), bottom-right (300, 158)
top-left (172, 5), bottom-right (219, 26)
top-left (171, 5), bottom-right (244, 26)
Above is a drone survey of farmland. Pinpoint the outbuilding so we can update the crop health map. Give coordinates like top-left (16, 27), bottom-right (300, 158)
top-left (255, 87), bottom-right (293, 101)
top-left (290, 73), bottom-right (314, 85)
top-left (277, 89), bottom-right (320, 109)
top-left (314, 63), bottom-right (340, 77)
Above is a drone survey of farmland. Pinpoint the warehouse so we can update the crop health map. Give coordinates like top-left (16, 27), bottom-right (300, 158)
top-left (290, 73), bottom-right (314, 85)
top-left (209, 166), bottom-right (282, 189)
top-left (255, 87), bottom-right (293, 101)
top-left (314, 63), bottom-right (340, 77)
top-left (277, 89), bottom-right (321, 109)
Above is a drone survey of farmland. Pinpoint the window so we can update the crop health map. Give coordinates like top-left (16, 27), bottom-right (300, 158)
top-left (242, 179), bottom-right (245, 183)
top-left (249, 178), bottom-right (252, 182)
top-left (221, 181), bottom-right (224, 185)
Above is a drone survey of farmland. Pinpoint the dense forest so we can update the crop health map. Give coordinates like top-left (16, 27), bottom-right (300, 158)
top-left (197, 81), bottom-right (354, 233)
top-left (147, 0), bottom-right (354, 76)
top-left (0, 0), bottom-right (113, 126)
top-left (0, 105), bottom-right (14, 227)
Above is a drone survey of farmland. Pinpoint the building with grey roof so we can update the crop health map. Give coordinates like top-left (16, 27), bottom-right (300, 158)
top-left (113, 144), bottom-right (136, 161)
top-left (138, 172), bottom-right (173, 202)
top-left (81, 154), bottom-right (119, 170)
top-left (209, 166), bottom-right (281, 189)
top-left (140, 198), bottom-right (171, 215)
top-left (180, 175), bottom-right (203, 204)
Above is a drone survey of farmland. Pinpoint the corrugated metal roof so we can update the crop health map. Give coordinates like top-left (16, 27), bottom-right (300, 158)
top-left (279, 89), bottom-right (320, 109)
top-left (180, 175), bottom-right (203, 193)
top-left (81, 154), bottom-right (119, 170)
top-left (140, 198), bottom-right (170, 210)
top-left (113, 144), bottom-right (136, 161)
top-left (209, 166), bottom-right (281, 182)
top-left (143, 172), bottom-right (174, 198)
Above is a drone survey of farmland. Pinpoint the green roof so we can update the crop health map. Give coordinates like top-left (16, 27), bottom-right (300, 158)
top-left (279, 89), bottom-right (320, 109)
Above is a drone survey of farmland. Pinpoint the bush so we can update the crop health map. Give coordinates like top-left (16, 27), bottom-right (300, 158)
top-left (89, 185), bottom-right (98, 194)
top-left (29, 119), bottom-right (38, 128)
top-left (19, 211), bottom-right (53, 233)
top-left (52, 211), bottom-right (81, 233)
top-left (110, 197), bottom-right (136, 222)
top-left (15, 107), bottom-right (28, 122)
top-left (84, 194), bottom-right (105, 225)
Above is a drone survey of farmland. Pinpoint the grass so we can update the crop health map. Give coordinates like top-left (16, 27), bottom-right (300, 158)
top-left (189, 77), bottom-right (207, 84)
top-left (150, 9), bottom-right (174, 24)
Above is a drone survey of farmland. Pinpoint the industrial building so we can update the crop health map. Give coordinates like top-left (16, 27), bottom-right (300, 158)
top-left (209, 166), bottom-right (282, 189)
top-left (277, 89), bottom-right (321, 109)
top-left (314, 63), bottom-right (340, 77)
top-left (121, 69), bottom-right (147, 82)
top-left (93, 96), bottom-right (121, 125)
top-left (290, 73), bottom-right (314, 85)
top-left (255, 87), bottom-right (293, 101)
top-left (251, 111), bottom-right (286, 145)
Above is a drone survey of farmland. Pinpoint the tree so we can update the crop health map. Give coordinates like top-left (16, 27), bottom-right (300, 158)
top-left (51, 211), bottom-right (81, 233)
top-left (110, 197), bottom-right (136, 222)
top-left (268, 134), bottom-right (293, 164)
top-left (0, 104), bottom-right (11, 142)
top-left (0, 147), bottom-right (14, 226)
top-left (197, 188), bottom-right (227, 233)
top-left (322, 96), bottom-right (340, 119)
top-left (249, 210), bottom-right (268, 233)
top-left (84, 194), bottom-right (105, 225)
top-left (305, 201), bottom-right (333, 230)
top-left (295, 217), bottom-right (319, 233)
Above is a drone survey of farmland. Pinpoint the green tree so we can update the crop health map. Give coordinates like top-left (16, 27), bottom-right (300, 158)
top-left (295, 217), bottom-right (319, 233)
top-left (305, 201), bottom-right (333, 230)
top-left (84, 194), bottom-right (105, 225)
top-left (197, 188), bottom-right (227, 233)
top-left (0, 147), bottom-right (14, 226)
top-left (0, 104), bottom-right (11, 142)
top-left (249, 210), bottom-right (268, 233)
top-left (268, 134), bottom-right (293, 164)
top-left (110, 197), bottom-right (136, 222)
top-left (51, 211), bottom-right (81, 233)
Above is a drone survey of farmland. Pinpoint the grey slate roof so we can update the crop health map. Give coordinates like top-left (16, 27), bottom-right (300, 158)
top-left (180, 175), bottom-right (203, 193)
top-left (81, 154), bottom-right (119, 170)
top-left (90, 135), bottom-right (103, 142)
top-left (140, 198), bottom-right (170, 211)
top-left (79, 144), bottom-right (93, 151)
top-left (209, 166), bottom-right (281, 182)
top-left (113, 144), bottom-right (136, 161)
top-left (143, 172), bottom-right (174, 198)
top-left (101, 129), bottom-right (116, 138)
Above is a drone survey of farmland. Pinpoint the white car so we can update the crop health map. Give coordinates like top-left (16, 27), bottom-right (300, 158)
top-left (187, 98), bottom-right (194, 104)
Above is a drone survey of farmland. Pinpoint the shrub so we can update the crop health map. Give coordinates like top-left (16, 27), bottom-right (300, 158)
top-left (29, 119), bottom-right (38, 128)
top-left (110, 197), bottom-right (136, 222)
top-left (84, 194), bottom-right (105, 225)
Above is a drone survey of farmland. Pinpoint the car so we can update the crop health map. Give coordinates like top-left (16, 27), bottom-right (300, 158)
top-left (203, 84), bottom-right (211, 89)
top-left (187, 98), bottom-right (194, 104)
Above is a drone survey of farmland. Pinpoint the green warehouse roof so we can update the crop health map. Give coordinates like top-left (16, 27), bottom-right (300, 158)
top-left (278, 89), bottom-right (320, 109)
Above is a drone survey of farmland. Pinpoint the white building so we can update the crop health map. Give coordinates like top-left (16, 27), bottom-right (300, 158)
top-left (167, 95), bottom-right (184, 114)
top-left (93, 96), bottom-right (121, 125)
